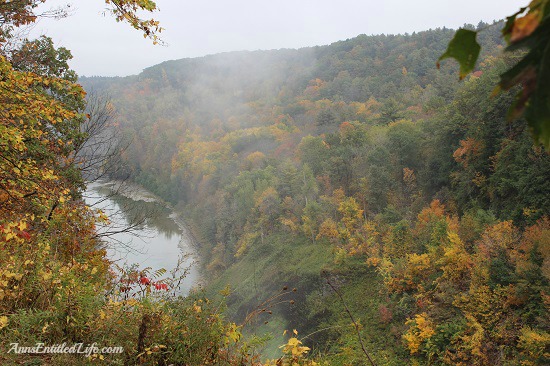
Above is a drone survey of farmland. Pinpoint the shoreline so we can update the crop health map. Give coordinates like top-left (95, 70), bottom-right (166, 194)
top-left (86, 179), bottom-right (206, 289)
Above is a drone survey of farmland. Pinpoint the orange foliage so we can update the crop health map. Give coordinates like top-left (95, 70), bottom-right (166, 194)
top-left (453, 137), bottom-right (483, 167)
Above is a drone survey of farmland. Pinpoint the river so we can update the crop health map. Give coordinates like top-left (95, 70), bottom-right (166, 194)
top-left (84, 180), bottom-right (200, 295)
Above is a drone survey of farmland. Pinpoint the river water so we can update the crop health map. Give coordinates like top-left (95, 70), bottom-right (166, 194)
top-left (84, 181), bottom-right (200, 295)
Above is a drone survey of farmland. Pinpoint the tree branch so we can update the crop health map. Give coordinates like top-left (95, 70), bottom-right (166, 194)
top-left (325, 275), bottom-right (377, 366)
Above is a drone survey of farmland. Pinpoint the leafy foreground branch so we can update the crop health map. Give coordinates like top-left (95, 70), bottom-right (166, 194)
top-left (440, 0), bottom-right (550, 147)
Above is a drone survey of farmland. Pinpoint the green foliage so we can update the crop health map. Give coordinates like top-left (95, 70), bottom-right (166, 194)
top-left (438, 29), bottom-right (481, 79)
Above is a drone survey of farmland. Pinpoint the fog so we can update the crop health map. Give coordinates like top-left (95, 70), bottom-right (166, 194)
top-left (30, 0), bottom-right (526, 76)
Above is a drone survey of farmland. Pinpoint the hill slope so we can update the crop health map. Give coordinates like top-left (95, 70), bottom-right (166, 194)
top-left (80, 23), bottom-right (550, 365)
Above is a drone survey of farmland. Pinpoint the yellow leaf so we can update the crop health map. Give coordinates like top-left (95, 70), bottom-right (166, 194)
top-left (0, 316), bottom-right (8, 330)
top-left (42, 271), bottom-right (52, 281)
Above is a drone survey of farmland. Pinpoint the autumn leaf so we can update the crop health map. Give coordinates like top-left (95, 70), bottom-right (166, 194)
top-left (0, 316), bottom-right (8, 330)
top-left (511, 12), bottom-right (540, 43)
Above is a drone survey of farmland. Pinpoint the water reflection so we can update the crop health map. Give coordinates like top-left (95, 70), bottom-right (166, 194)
top-left (84, 181), bottom-right (200, 295)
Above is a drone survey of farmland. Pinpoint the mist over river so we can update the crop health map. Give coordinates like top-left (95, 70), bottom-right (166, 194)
top-left (84, 181), bottom-right (200, 295)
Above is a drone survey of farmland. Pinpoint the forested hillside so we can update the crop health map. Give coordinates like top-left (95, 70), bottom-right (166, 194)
top-left (80, 21), bottom-right (550, 365)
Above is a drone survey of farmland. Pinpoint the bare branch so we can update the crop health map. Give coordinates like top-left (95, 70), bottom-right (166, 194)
top-left (325, 274), bottom-right (377, 366)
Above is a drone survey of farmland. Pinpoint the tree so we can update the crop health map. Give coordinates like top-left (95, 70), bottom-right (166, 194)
top-left (379, 98), bottom-right (403, 124)
top-left (302, 200), bottom-right (322, 242)
top-left (298, 136), bottom-right (329, 176)
top-left (0, 54), bottom-right (85, 220)
top-left (255, 186), bottom-right (281, 237)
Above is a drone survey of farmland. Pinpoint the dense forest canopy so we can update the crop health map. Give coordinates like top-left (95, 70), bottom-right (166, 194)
top-left (81, 20), bottom-right (549, 365)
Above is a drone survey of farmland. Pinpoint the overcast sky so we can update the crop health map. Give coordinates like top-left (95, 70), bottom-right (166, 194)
top-left (30, 0), bottom-right (527, 77)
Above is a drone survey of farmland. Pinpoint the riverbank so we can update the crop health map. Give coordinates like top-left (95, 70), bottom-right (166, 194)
top-left (85, 180), bottom-right (203, 294)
